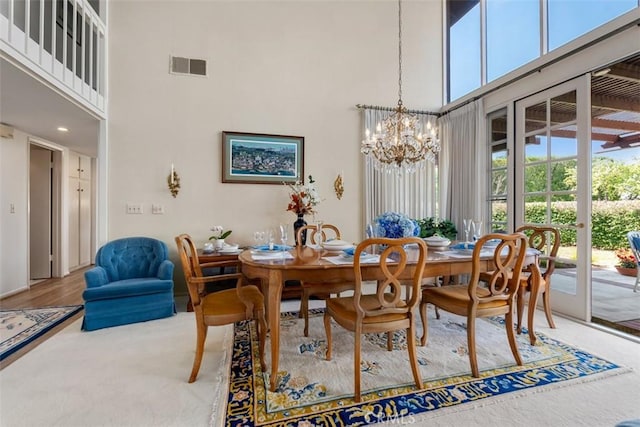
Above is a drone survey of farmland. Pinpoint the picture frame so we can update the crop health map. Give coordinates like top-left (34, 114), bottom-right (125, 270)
top-left (222, 131), bottom-right (304, 184)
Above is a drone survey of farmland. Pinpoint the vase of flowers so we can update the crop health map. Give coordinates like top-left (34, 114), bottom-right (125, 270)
top-left (615, 248), bottom-right (637, 276)
top-left (286, 175), bottom-right (320, 245)
top-left (209, 226), bottom-right (232, 250)
top-left (373, 212), bottom-right (420, 239)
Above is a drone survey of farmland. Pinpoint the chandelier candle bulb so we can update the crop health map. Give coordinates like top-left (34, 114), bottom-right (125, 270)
top-left (171, 164), bottom-right (174, 184)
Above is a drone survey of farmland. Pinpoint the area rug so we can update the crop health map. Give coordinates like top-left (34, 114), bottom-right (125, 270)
top-left (0, 305), bottom-right (83, 362)
top-left (218, 309), bottom-right (626, 426)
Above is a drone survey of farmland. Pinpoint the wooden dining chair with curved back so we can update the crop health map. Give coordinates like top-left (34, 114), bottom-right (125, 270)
top-left (175, 234), bottom-right (266, 383)
top-left (323, 237), bottom-right (427, 402)
top-left (514, 225), bottom-right (561, 332)
top-left (420, 232), bottom-right (528, 378)
top-left (296, 223), bottom-right (355, 337)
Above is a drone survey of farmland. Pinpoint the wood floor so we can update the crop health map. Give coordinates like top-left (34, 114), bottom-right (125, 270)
top-left (0, 268), bottom-right (88, 369)
top-left (0, 267), bottom-right (88, 310)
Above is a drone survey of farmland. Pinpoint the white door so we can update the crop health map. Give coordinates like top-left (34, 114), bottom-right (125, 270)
top-left (515, 76), bottom-right (591, 321)
top-left (29, 145), bottom-right (52, 279)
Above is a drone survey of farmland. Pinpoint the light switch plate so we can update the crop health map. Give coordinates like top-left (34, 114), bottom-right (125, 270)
top-left (126, 203), bottom-right (143, 214)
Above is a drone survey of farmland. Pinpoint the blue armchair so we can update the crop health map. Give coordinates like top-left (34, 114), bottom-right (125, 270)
top-left (82, 237), bottom-right (176, 331)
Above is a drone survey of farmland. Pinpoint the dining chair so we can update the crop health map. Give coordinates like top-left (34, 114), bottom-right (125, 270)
top-left (175, 234), bottom-right (266, 383)
top-left (296, 223), bottom-right (355, 337)
top-left (323, 237), bottom-right (427, 402)
top-left (420, 232), bottom-right (528, 378)
top-left (627, 230), bottom-right (640, 292)
top-left (514, 225), bottom-right (561, 332)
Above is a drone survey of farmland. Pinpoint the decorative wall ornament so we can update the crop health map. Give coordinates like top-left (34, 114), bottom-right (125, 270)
top-left (167, 164), bottom-right (180, 198)
top-left (334, 173), bottom-right (344, 200)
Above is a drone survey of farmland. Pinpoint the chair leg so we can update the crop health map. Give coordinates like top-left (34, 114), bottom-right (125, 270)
top-left (302, 287), bottom-right (311, 337)
top-left (516, 287), bottom-right (526, 334)
top-left (387, 331), bottom-right (393, 351)
top-left (505, 308), bottom-right (523, 366)
top-left (256, 310), bottom-right (267, 371)
top-left (407, 324), bottom-right (423, 390)
top-left (323, 311), bottom-right (333, 361)
top-left (467, 316), bottom-right (479, 378)
top-left (419, 301), bottom-right (429, 346)
top-left (354, 330), bottom-right (362, 403)
top-left (189, 320), bottom-right (207, 383)
top-left (542, 284), bottom-right (556, 329)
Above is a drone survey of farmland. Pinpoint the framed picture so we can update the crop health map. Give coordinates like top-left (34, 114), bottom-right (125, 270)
top-left (222, 131), bottom-right (304, 184)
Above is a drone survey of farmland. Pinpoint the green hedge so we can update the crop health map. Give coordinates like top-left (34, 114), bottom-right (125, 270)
top-left (492, 200), bottom-right (640, 250)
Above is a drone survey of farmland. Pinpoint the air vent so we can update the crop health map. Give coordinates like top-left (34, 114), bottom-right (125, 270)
top-left (170, 56), bottom-right (207, 77)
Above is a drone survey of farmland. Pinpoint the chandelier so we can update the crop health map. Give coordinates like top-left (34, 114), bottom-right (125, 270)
top-left (361, 0), bottom-right (440, 172)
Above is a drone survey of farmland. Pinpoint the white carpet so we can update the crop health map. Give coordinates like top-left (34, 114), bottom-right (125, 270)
top-left (0, 299), bottom-right (638, 427)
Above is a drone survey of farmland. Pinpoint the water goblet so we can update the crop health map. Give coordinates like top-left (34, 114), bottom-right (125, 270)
top-left (472, 220), bottom-right (483, 241)
top-left (314, 220), bottom-right (324, 248)
top-left (267, 229), bottom-right (275, 250)
top-left (463, 219), bottom-right (472, 244)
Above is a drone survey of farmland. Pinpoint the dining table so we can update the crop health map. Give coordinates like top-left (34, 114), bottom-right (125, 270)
top-left (238, 243), bottom-right (542, 392)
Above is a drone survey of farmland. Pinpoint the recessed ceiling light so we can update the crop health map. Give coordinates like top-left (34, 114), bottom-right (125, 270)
top-left (57, 127), bottom-right (68, 132)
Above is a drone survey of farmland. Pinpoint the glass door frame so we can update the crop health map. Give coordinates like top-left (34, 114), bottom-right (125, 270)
top-left (514, 76), bottom-right (591, 322)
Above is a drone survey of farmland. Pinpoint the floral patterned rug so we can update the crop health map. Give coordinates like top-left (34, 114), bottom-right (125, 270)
top-left (222, 309), bottom-right (624, 426)
top-left (0, 306), bottom-right (83, 362)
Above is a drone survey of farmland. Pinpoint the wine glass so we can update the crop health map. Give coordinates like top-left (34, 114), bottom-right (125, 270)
top-left (279, 224), bottom-right (289, 258)
top-left (253, 230), bottom-right (265, 248)
top-left (472, 220), bottom-right (483, 241)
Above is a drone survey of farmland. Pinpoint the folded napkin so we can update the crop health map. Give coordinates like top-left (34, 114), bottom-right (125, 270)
top-left (253, 244), bottom-right (293, 251)
top-left (342, 247), bottom-right (360, 256)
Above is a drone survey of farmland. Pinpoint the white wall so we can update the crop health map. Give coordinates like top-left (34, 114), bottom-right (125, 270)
top-left (107, 1), bottom-right (443, 251)
top-left (0, 130), bottom-right (28, 297)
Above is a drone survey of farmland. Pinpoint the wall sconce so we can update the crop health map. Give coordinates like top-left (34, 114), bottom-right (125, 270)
top-left (167, 163), bottom-right (180, 198)
top-left (334, 171), bottom-right (344, 200)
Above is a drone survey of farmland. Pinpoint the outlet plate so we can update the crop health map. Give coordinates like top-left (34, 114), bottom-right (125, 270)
top-left (152, 204), bottom-right (164, 214)
top-left (126, 203), bottom-right (143, 214)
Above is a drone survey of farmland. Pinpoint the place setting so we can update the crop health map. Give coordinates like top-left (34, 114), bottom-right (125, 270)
top-left (250, 226), bottom-right (294, 260)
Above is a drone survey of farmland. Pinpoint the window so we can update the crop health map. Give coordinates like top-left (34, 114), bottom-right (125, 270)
top-left (488, 108), bottom-right (508, 232)
top-left (447, 0), bottom-right (639, 103)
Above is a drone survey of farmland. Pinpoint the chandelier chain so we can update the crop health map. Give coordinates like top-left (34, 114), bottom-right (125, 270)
top-left (397, 0), bottom-right (403, 107)
top-left (360, 0), bottom-right (440, 173)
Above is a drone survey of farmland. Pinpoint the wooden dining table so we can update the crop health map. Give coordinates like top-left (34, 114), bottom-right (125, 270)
top-left (238, 244), bottom-right (541, 392)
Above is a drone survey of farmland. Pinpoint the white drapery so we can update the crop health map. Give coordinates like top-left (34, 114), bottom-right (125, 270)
top-left (362, 108), bottom-right (439, 233)
top-left (437, 99), bottom-right (487, 240)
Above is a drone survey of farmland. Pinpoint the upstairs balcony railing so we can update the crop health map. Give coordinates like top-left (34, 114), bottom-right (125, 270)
top-left (0, 0), bottom-right (106, 117)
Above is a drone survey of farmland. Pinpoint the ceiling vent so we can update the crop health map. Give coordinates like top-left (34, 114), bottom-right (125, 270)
top-left (170, 56), bottom-right (207, 77)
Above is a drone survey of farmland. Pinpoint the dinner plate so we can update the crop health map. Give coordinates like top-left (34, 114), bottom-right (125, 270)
top-left (219, 247), bottom-right (241, 254)
top-left (322, 241), bottom-right (354, 252)
top-left (426, 242), bottom-right (450, 249)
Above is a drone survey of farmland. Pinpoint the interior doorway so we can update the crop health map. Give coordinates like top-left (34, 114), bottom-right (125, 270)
top-left (29, 145), bottom-right (52, 281)
top-left (29, 140), bottom-right (63, 282)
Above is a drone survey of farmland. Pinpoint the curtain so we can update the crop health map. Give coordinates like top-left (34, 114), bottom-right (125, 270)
top-left (437, 99), bottom-right (487, 240)
top-left (362, 108), bottom-right (439, 235)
